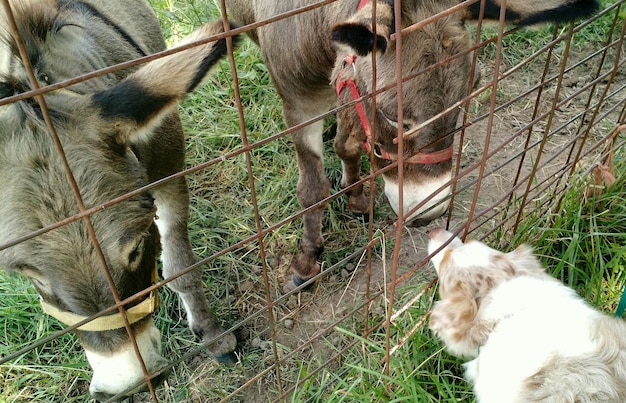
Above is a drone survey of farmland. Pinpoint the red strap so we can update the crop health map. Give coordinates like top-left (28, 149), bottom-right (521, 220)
top-left (336, 56), bottom-right (394, 161)
top-left (404, 144), bottom-right (454, 165)
top-left (335, 55), bottom-right (454, 165)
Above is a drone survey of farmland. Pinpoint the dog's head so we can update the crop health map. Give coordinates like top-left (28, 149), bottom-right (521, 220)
top-left (427, 228), bottom-right (544, 357)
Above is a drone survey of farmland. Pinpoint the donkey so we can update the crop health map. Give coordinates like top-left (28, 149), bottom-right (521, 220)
top-left (225, 0), bottom-right (599, 290)
top-left (0, 0), bottom-right (238, 400)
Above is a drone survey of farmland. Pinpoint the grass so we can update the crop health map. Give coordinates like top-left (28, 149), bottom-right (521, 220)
top-left (287, 288), bottom-right (476, 403)
top-left (0, 273), bottom-right (91, 401)
top-left (474, 0), bottom-right (626, 62)
top-left (503, 145), bottom-right (626, 311)
top-left (0, 0), bottom-right (623, 402)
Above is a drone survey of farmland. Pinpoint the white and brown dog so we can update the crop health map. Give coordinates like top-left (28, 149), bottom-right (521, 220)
top-left (427, 228), bottom-right (626, 403)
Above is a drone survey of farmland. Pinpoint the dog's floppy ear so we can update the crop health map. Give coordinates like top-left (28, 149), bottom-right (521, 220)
top-left (435, 281), bottom-right (478, 323)
top-left (487, 243), bottom-right (544, 281)
top-left (506, 244), bottom-right (545, 275)
top-left (430, 281), bottom-right (482, 357)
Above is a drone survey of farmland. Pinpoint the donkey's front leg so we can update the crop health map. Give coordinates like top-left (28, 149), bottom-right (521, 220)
top-left (334, 121), bottom-right (369, 216)
top-left (285, 118), bottom-right (330, 292)
top-left (154, 177), bottom-right (237, 363)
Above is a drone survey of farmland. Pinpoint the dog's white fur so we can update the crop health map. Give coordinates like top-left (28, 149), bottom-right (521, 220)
top-left (427, 228), bottom-right (626, 403)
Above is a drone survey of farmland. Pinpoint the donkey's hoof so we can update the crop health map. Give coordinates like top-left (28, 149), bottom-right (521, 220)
top-left (351, 211), bottom-right (370, 221)
top-left (282, 274), bottom-right (315, 294)
top-left (214, 351), bottom-right (237, 366)
top-left (287, 254), bottom-right (321, 293)
top-left (201, 328), bottom-right (238, 364)
top-left (292, 274), bottom-right (314, 288)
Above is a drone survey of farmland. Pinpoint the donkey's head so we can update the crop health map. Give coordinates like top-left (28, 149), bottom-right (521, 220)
top-left (0, 14), bottom-right (234, 399)
top-left (330, 0), bottom-right (598, 222)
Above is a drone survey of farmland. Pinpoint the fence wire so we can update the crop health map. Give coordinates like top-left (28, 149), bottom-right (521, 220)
top-left (1, 0), bottom-right (625, 402)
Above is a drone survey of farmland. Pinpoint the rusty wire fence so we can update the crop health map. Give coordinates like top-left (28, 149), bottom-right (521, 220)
top-left (1, 0), bottom-right (625, 401)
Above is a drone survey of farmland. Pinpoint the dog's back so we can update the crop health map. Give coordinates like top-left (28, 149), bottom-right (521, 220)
top-left (427, 230), bottom-right (626, 402)
top-left (468, 273), bottom-right (626, 402)
top-left (519, 313), bottom-right (626, 402)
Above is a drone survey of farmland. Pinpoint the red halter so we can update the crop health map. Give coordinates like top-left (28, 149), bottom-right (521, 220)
top-left (335, 54), bottom-right (454, 165)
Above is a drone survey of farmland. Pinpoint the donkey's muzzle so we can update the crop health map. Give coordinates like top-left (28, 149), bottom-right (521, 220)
top-left (90, 365), bottom-right (170, 402)
top-left (85, 318), bottom-right (169, 401)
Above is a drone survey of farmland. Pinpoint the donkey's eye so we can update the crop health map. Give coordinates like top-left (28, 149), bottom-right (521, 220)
top-left (373, 143), bottom-right (385, 159)
top-left (380, 111), bottom-right (413, 132)
top-left (39, 73), bottom-right (50, 85)
top-left (128, 238), bottom-right (145, 267)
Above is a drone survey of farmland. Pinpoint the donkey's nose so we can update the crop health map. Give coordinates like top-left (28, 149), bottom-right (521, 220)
top-left (89, 359), bottom-right (170, 401)
top-left (85, 318), bottom-right (169, 400)
top-left (383, 172), bottom-right (452, 224)
top-left (90, 390), bottom-right (116, 402)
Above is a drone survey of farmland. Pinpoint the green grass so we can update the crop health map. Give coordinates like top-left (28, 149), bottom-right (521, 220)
top-left (474, 0), bottom-right (625, 63)
top-left (288, 287), bottom-right (475, 403)
top-left (0, 0), bottom-right (623, 402)
top-left (501, 146), bottom-right (626, 312)
top-left (0, 274), bottom-right (91, 401)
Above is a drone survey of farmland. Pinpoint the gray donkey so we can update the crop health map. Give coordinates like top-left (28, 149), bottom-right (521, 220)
top-left (0, 0), bottom-right (238, 400)
top-left (225, 0), bottom-right (599, 290)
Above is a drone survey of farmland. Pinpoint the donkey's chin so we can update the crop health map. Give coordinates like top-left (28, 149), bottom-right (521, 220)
top-left (85, 318), bottom-right (169, 401)
top-left (383, 173), bottom-right (451, 224)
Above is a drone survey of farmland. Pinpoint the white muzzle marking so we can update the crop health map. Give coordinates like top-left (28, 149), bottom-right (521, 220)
top-left (86, 318), bottom-right (167, 397)
top-left (383, 172), bottom-right (451, 222)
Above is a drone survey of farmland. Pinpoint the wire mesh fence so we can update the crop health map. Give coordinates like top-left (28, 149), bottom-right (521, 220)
top-left (1, 0), bottom-right (625, 401)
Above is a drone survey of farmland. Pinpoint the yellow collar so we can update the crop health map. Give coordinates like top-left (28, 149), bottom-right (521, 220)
top-left (40, 290), bottom-right (160, 332)
top-left (39, 264), bottom-right (160, 332)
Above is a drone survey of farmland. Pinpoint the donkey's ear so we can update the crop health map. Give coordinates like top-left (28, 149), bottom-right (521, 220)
top-left (465, 0), bottom-right (600, 26)
top-left (92, 20), bottom-right (239, 145)
top-left (330, 0), bottom-right (394, 56)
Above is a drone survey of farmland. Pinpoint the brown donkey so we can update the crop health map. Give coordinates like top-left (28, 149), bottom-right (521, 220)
top-left (0, 0), bottom-right (238, 400)
top-left (225, 0), bottom-right (598, 289)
